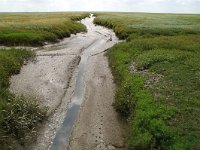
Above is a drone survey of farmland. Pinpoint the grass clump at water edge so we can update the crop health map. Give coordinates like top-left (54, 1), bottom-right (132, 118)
top-left (0, 48), bottom-right (47, 149)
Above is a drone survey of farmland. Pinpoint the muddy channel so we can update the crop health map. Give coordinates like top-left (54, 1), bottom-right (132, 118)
top-left (10, 15), bottom-right (126, 150)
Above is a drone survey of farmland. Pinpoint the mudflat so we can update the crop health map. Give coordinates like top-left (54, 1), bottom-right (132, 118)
top-left (10, 15), bottom-right (125, 150)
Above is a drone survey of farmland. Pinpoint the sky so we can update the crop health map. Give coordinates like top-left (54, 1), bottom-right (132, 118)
top-left (0, 0), bottom-right (200, 14)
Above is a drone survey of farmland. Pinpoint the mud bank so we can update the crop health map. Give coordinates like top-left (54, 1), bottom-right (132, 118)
top-left (10, 15), bottom-right (125, 150)
top-left (68, 53), bottom-right (126, 150)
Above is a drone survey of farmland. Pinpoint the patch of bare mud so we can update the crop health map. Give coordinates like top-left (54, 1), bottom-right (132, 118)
top-left (10, 15), bottom-right (125, 150)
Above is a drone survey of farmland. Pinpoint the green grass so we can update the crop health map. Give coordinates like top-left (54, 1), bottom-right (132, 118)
top-left (94, 13), bottom-right (200, 150)
top-left (0, 48), bottom-right (46, 149)
top-left (0, 12), bottom-right (89, 46)
top-left (94, 13), bottom-right (200, 39)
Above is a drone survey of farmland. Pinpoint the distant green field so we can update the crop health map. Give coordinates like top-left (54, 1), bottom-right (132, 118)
top-left (0, 12), bottom-right (89, 46)
top-left (94, 13), bottom-right (200, 39)
top-left (94, 13), bottom-right (200, 150)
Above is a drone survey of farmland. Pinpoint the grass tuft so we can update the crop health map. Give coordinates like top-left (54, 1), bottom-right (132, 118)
top-left (0, 48), bottom-right (46, 149)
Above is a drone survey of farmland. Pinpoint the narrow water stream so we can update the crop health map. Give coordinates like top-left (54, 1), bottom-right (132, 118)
top-left (50, 48), bottom-right (89, 150)
top-left (50, 15), bottom-right (118, 150)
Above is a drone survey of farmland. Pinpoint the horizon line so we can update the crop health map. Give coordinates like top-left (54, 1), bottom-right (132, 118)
top-left (0, 10), bottom-right (199, 15)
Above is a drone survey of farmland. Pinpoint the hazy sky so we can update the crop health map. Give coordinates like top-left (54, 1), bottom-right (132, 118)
top-left (0, 0), bottom-right (200, 14)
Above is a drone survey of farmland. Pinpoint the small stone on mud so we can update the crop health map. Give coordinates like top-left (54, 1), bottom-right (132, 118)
top-left (108, 145), bottom-right (116, 150)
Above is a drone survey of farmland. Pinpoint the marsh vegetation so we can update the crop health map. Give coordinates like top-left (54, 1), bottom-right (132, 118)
top-left (0, 12), bottom-right (89, 46)
top-left (0, 48), bottom-right (47, 149)
top-left (94, 12), bottom-right (200, 150)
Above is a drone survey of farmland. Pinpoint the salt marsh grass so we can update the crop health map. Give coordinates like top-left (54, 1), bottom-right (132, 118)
top-left (94, 12), bottom-right (200, 150)
top-left (0, 12), bottom-right (89, 46)
top-left (0, 48), bottom-right (47, 149)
